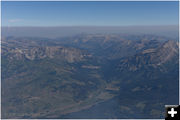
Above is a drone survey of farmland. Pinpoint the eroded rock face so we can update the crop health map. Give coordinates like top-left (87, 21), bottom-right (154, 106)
top-left (117, 40), bottom-right (179, 72)
top-left (153, 40), bottom-right (179, 65)
top-left (2, 45), bottom-right (87, 63)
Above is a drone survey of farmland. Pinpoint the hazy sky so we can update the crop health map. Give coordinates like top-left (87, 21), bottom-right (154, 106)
top-left (2, 1), bottom-right (179, 26)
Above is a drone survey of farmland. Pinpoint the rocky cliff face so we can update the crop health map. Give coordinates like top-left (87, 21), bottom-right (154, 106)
top-left (2, 43), bottom-right (88, 63)
top-left (117, 40), bottom-right (179, 72)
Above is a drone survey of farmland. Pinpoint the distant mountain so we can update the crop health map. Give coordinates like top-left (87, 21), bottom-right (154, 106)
top-left (2, 45), bottom-right (86, 62)
top-left (117, 40), bottom-right (179, 72)
top-left (2, 25), bottom-right (179, 38)
top-left (2, 34), bottom-right (179, 119)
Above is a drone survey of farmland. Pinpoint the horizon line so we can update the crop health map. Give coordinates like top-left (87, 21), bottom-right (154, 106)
top-left (1, 24), bottom-right (179, 28)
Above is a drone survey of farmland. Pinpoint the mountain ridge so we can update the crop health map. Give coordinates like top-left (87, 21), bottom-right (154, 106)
top-left (2, 34), bottom-right (179, 119)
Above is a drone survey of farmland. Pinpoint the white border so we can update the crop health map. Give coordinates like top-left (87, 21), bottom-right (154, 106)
top-left (0, 0), bottom-right (179, 120)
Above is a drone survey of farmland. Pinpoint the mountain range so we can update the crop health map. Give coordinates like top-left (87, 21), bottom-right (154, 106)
top-left (1, 34), bottom-right (179, 119)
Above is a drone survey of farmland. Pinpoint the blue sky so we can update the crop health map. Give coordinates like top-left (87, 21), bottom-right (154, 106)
top-left (2, 1), bottom-right (179, 26)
